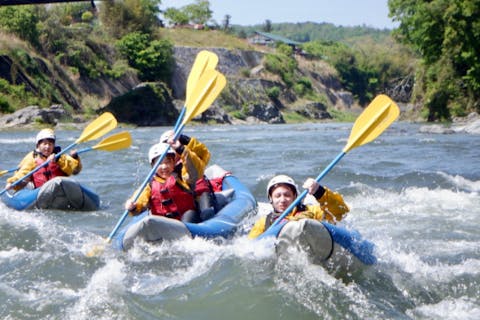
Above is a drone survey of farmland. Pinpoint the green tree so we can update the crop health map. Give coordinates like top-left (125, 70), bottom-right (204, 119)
top-left (263, 19), bottom-right (272, 32)
top-left (116, 32), bottom-right (174, 82)
top-left (0, 6), bottom-right (40, 47)
top-left (184, 0), bottom-right (212, 25)
top-left (163, 7), bottom-right (189, 25)
top-left (389, 0), bottom-right (480, 120)
top-left (99, 0), bottom-right (161, 38)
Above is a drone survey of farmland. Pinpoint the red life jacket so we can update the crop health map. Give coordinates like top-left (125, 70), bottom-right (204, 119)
top-left (194, 175), bottom-right (226, 195)
top-left (32, 156), bottom-right (66, 188)
top-left (149, 176), bottom-right (196, 220)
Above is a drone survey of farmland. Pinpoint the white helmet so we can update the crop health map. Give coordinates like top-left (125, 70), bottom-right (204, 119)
top-left (148, 143), bottom-right (175, 163)
top-left (159, 130), bottom-right (173, 143)
top-left (266, 175), bottom-right (298, 199)
top-left (36, 128), bottom-right (56, 145)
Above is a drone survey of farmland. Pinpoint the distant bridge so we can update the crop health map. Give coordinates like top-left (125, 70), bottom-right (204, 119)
top-left (0, 1), bottom-right (96, 6)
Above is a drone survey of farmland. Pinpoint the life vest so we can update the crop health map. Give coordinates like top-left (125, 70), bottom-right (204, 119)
top-left (264, 204), bottom-right (307, 230)
top-left (149, 176), bottom-right (196, 219)
top-left (194, 176), bottom-right (224, 195)
top-left (32, 155), bottom-right (66, 188)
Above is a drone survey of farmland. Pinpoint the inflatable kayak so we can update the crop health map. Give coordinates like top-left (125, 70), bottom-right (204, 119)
top-left (1, 176), bottom-right (100, 211)
top-left (114, 165), bottom-right (257, 250)
top-left (260, 219), bottom-right (376, 271)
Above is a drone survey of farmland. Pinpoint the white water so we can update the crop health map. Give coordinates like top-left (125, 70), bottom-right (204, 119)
top-left (1, 122), bottom-right (479, 319)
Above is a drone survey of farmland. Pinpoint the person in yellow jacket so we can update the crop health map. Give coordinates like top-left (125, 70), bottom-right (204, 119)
top-left (5, 128), bottom-right (82, 191)
top-left (125, 133), bottom-right (210, 223)
top-left (248, 175), bottom-right (349, 239)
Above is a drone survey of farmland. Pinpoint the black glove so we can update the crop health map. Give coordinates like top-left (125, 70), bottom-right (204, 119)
top-left (313, 185), bottom-right (326, 199)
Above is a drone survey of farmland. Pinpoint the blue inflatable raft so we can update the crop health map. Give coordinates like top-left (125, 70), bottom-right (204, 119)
top-left (260, 218), bottom-right (377, 269)
top-left (1, 176), bottom-right (100, 211)
top-left (114, 165), bottom-right (257, 250)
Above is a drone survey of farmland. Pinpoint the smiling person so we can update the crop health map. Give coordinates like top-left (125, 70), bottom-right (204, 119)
top-left (5, 128), bottom-right (82, 191)
top-left (248, 175), bottom-right (350, 239)
top-left (125, 137), bottom-right (209, 223)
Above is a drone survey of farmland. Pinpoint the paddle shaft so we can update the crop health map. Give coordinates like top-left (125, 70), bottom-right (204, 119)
top-left (259, 94), bottom-right (400, 238)
top-left (0, 144), bottom-right (77, 196)
top-left (268, 152), bottom-right (345, 230)
top-left (0, 168), bottom-right (18, 176)
top-left (103, 69), bottom-right (226, 245)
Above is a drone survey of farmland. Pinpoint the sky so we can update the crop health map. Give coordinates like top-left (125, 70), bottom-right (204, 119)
top-left (160, 0), bottom-right (397, 30)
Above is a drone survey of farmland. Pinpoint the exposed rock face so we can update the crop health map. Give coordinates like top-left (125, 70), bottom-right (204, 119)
top-left (1, 45), bottom-right (395, 127)
top-left (100, 82), bottom-right (178, 126)
top-left (0, 105), bottom-right (71, 128)
top-left (296, 102), bottom-right (332, 120)
top-left (419, 112), bottom-right (480, 134)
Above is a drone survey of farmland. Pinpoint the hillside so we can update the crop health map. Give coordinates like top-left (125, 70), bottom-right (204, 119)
top-left (0, 8), bottom-right (415, 127)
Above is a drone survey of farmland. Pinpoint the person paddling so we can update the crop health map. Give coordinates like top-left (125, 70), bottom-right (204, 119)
top-left (160, 130), bottom-right (220, 221)
top-left (125, 135), bottom-right (209, 223)
top-left (248, 175), bottom-right (349, 239)
top-left (5, 129), bottom-right (82, 191)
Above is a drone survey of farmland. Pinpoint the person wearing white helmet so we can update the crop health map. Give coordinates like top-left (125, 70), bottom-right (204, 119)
top-left (5, 128), bottom-right (82, 191)
top-left (248, 175), bottom-right (349, 239)
top-left (159, 129), bottom-right (215, 220)
top-left (125, 138), bottom-right (208, 223)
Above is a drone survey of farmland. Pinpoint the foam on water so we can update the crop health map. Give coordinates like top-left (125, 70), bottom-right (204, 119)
top-left (67, 259), bottom-right (128, 320)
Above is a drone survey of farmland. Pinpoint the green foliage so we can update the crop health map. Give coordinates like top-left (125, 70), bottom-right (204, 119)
top-left (234, 21), bottom-right (391, 44)
top-left (99, 0), bottom-right (161, 38)
top-left (116, 32), bottom-right (174, 82)
top-left (184, 0), bottom-right (212, 25)
top-left (163, 7), bottom-right (189, 25)
top-left (276, 43), bottom-right (293, 56)
top-left (282, 111), bottom-right (308, 123)
top-left (266, 86), bottom-right (280, 99)
top-left (303, 39), bottom-right (414, 105)
top-left (264, 52), bottom-right (297, 87)
top-left (0, 78), bottom-right (41, 112)
top-left (230, 110), bottom-right (247, 120)
top-left (81, 11), bottom-right (94, 23)
top-left (163, 0), bottom-right (212, 25)
top-left (239, 67), bottom-right (250, 78)
top-left (293, 77), bottom-right (313, 97)
top-left (389, 0), bottom-right (480, 119)
top-left (327, 108), bottom-right (357, 122)
top-left (0, 95), bottom-right (12, 113)
top-left (0, 6), bottom-right (40, 47)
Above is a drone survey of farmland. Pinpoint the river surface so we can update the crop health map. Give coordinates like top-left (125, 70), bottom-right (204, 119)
top-left (0, 122), bottom-right (479, 320)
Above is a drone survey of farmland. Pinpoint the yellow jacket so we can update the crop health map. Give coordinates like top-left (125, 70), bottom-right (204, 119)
top-left (248, 187), bottom-right (349, 239)
top-left (130, 136), bottom-right (210, 214)
top-left (7, 151), bottom-right (82, 190)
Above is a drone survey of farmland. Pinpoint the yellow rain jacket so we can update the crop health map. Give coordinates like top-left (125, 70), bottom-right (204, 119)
top-left (248, 187), bottom-right (349, 239)
top-left (130, 136), bottom-right (210, 214)
top-left (7, 151), bottom-right (82, 190)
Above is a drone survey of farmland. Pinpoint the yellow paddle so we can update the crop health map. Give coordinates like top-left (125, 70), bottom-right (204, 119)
top-left (86, 69), bottom-right (226, 257)
top-left (174, 50), bottom-right (219, 131)
top-left (0, 168), bottom-right (17, 177)
top-left (0, 131), bottom-right (131, 178)
top-left (76, 131), bottom-right (132, 154)
top-left (258, 94), bottom-right (400, 239)
top-left (0, 112), bottom-right (117, 196)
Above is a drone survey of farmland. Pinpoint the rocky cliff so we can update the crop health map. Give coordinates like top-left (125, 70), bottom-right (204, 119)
top-left (1, 46), bottom-right (365, 128)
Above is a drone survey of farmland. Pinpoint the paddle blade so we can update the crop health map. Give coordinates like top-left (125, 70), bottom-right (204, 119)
top-left (85, 239), bottom-right (110, 257)
top-left (183, 69), bottom-right (226, 125)
top-left (343, 94), bottom-right (399, 153)
top-left (186, 50), bottom-right (219, 102)
top-left (92, 131), bottom-right (132, 152)
top-left (76, 112), bottom-right (117, 144)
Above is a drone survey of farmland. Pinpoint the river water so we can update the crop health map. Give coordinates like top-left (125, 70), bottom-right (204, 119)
top-left (0, 122), bottom-right (479, 319)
